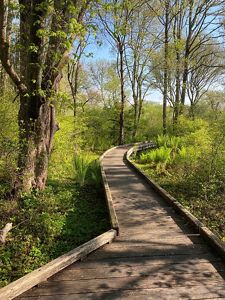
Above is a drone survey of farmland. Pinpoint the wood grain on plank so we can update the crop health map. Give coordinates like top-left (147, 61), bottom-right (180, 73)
top-left (0, 229), bottom-right (116, 300)
top-left (21, 277), bottom-right (225, 296)
top-left (16, 146), bottom-right (225, 299)
top-left (49, 262), bottom-right (225, 281)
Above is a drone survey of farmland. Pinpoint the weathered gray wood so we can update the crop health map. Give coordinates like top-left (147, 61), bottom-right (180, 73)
top-left (86, 243), bottom-right (211, 260)
top-left (126, 145), bottom-right (225, 261)
top-left (49, 262), bottom-right (225, 281)
top-left (70, 253), bottom-right (222, 269)
top-left (16, 145), bottom-right (225, 299)
top-left (20, 276), bottom-right (225, 296)
top-left (17, 287), bottom-right (225, 300)
top-left (0, 229), bottom-right (116, 300)
top-left (100, 147), bottom-right (119, 234)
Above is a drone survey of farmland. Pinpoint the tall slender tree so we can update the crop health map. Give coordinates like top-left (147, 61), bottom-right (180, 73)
top-left (125, 3), bottom-right (159, 138)
top-left (98, 0), bottom-right (138, 144)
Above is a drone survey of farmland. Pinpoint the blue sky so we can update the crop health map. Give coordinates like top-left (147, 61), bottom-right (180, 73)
top-left (82, 42), bottom-right (163, 103)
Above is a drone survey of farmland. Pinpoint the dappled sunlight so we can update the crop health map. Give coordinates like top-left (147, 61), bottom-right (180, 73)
top-left (18, 146), bottom-right (225, 299)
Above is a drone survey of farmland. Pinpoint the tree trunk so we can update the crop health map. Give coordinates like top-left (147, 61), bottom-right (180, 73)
top-left (180, 1), bottom-right (193, 113)
top-left (0, 0), bottom-right (88, 194)
top-left (0, 63), bottom-right (6, 94)
top-left (180, 58), bottom-right (189, 113)
top-left (132, 93), bottom-right (138, 139)
top-left (15, 97), bottom-right (58, 193)
top-left (189, 103), bottom-right (195, 120)
top-left (118, 47), bottom-right (125, 145)
top-left (134, 84), bottom-right (144, 140)
top-left (68, 59), bottom-right (81, 119)
top-left (163, 0), bottom-right (169, 135)
top-left (173, 57), bottom-right (181, 124)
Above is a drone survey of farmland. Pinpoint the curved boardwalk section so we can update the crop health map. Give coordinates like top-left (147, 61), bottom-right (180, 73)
top-left (18, 146), bottom-right (225, 299)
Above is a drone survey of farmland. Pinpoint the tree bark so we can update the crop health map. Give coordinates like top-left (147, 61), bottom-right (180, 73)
top-left (132, 94), bottom-right (138, 139)
top-left (118, 46), bottom-right (125, 145)
top-left (0, 63), bottom-right (6, 94)
top-left (163, 0), bottom-right (169, 135)
top-left (180, 1), bottom-right (193, 113)
top-left (15, 98), bottom-right (58, 192)
top-left (173, 1), bottom-right (182, 125)
top-left (0, 0), bottom-right (90, 193)
top-left (68, 61), bottom-right (80, 118)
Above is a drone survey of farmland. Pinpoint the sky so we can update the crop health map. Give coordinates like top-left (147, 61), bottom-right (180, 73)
top-left (82, 41), bottom-right (163, 103)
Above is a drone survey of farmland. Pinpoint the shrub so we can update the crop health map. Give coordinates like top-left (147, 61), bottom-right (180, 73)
top-left (155, 134), bottom-right (168, 148)
top-left (87, 159), bottom-right (102, 187)
top-left (139, 147), bottom-right (172, 173)
top-left (73, 153), bottom-right (102, 187)
top-left (155, 134), bottom-right (183, 150)
top-left (73, 154), bottom-right (91, 186)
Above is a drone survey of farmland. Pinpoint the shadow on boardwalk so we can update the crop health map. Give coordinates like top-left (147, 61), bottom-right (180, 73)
top-left (18, 146), bottom-right (225, 300)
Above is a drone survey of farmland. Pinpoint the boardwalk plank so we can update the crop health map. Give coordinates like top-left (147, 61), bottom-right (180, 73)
top-left (17, 146), bottom-right (225, 300)
top-left (49, 263), bottom-right (225, 281)
top-left (17, 286), bottom-right (225, 300)
top-left (20, 277), bottom-right (225, 296)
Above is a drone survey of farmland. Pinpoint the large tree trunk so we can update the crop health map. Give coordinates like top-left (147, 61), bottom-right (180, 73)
top-left (0, 0), bottom-right (89, 194)
top-left (15, 98), bottom-right (58, 193)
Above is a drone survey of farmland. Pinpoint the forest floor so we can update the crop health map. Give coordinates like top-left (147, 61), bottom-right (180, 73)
top-left (0, 116), bottom-right (110, 288)
top-left (0, 179), bottom-right (110, 288)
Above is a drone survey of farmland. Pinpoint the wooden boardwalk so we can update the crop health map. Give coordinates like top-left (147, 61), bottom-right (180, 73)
top-left (18, 146), bottom-right (225, 299)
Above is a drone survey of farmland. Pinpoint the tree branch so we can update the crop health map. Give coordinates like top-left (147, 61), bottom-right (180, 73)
top-left (0, 0), bottom-right (27, 94)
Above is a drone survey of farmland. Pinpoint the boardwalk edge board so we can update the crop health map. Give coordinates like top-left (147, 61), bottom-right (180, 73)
top-left (99, 142), bottom-right (152, 234)
top-left (100, 146), bottom-right (120, 234)
top-left (126, 144), bottom-right (225, 261)
top-left (0, 229), bottom-right (117, 300)
top-left (0, 146), bottom-right (121, 299)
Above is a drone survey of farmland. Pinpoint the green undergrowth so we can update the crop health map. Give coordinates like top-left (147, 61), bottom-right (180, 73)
top-left (0, 181), bottom-right (110, 287)
top-left (0, 115), bottom-right (110, 288)
top-left (134, 117), bottom-right (225, 242)
top-left (136, 165), bottom-right (225, 242)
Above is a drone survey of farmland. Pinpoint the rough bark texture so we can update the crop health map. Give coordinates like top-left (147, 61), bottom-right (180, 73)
top-left (0, 0), bottom-right (90, 193)
top-left (16, 99), bottom-right (58, 192)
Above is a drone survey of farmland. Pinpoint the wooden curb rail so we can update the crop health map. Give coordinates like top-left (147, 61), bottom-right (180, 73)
top-left (126, 143), bottom-right (225, 261)
top-left (0, 230), bottom-right (116, 300)
top-left (99, 142), bottom-right (150, 234)
top-left (100, 146), bottom-right (120, 235)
